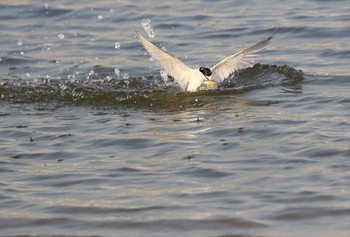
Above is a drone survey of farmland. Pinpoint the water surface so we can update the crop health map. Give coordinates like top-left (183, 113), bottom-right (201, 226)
top-left (1, 1), bottom-right (350, 237)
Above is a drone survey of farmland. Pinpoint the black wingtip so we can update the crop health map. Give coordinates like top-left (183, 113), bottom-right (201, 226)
top-left (264, 26), bottom-right (279, 43)
top-left (135, 30), bottom-right (141, 37)
top-left (270, 25), bottom-right (280, 38)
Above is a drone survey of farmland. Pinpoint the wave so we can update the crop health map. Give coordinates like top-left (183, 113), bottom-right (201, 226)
top-left (0, 64), bottom-right (304, 109)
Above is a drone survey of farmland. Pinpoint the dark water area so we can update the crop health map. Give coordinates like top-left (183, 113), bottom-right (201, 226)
top-left (0, 63), bottom-right (304, 110)
top-left (1, 1), bottom-right (350, 237)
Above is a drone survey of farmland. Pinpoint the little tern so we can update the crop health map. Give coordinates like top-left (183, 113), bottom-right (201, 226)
top-left (136, 28), bottom-right (276, 92)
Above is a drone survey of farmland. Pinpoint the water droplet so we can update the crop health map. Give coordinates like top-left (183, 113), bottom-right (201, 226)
top-left (114, 42), bottom-right (121, 50)
top-left (0, 58), bottom-right (2, 62)
top-left (160, 70), bottom-right (168, 81)
top-left (17, 40), bottom-right (22, 46)
top-left (149, 57), bottom-right (159, 66)
top-left (114, 68), bottom-right (120, 78)
top-left (58, 33), bottom-right (65, 39)
top-left (121, 73), bottom-right (129, 80)
top-left (44, 3), bottom-right (49, 9)
top-left (20, 51), bottom-right (24, 55)
top-left (26, 72), bottom-right (30, 77)
top-left (141, 19), bottom-right (155, 38)
top-left (98, 15), bottom-right (103, 20)
top-left (88, 70), bottom-right (95, 76)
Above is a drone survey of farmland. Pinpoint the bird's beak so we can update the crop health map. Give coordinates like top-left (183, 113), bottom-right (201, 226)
top-left (207, 80), bottom-right (214, 89)
top-left (204, 76), bottom-right (214, 89)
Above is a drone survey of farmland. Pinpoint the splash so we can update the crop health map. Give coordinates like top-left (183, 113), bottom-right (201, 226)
top-left (160, 70), bottom-right (168, 81)
top-left (114, 42), bottom-right (121, 50)
top-left (141, 19), bottom-right (155, 38)
top-left (222, 63), bottom-right (304, 89)
top-left (114, 68), bottom-right (120, 78)
top-left (57, 33), bottom-right (65, 40)
top-left (0, 64), bottom-right (304, 109)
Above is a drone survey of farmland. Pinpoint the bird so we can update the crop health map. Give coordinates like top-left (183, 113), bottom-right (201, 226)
top-left (136, 28), bottom-right (277, 92)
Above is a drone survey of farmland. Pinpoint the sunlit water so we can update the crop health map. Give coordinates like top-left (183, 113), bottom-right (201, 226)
top-left (1, 1), bottom-right (350, 237)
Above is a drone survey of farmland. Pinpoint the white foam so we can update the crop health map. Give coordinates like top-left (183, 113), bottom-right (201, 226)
top-left (160, 70), bottom-right (168, 81)
top-left (121, 73), bottom-right (129, 80)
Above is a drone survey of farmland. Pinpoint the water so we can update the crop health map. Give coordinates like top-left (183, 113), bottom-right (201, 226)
top-left (1, 0), bottom-right (350, 236)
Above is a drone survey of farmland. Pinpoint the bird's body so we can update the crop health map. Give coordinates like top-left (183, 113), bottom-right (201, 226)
top-left (185, 69), bottom-right (208, 92)
top-left (136, 29), bottom-right (277, 92)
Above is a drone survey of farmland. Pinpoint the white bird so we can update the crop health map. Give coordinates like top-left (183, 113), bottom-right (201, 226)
top-left (136, 28), bottom-right (277, 92)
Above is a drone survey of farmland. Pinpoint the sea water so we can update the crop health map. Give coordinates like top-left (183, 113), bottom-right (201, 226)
top-left (1, 1), bottom-right (350, 236)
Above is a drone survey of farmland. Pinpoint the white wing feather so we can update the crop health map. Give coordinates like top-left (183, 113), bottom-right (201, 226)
top-left (210, 29), bottom-right (277, 82)
top-left (136, 31), bottom-right (193, 91)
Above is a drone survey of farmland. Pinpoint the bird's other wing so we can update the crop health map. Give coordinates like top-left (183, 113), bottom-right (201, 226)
top-left (210, 28), bottom-right (277, 82)
top-left (136, 31), bottom-right (193, 91)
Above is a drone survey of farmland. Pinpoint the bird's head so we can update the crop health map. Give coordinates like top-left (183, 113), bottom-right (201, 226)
top-left (199, 67), bottom-right (212, 78)
top-left (199, 67), bottom-right (215, 89)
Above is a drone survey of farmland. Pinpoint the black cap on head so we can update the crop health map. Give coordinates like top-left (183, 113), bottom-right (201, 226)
top-left (199, 67), bottom-right (212, 77)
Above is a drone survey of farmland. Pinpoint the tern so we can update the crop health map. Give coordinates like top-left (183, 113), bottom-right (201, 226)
top-left (136, 28), bottom-right (276, 92)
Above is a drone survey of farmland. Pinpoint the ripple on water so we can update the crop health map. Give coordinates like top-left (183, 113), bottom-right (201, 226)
top-left (269, 207), bottom-right (350, 221)
top-left (176, 166), bottom-right (232, 179)
top-left (296, 146), bottom-right (349, 159)
top-left (93, 217), bottom-right (267, 230)
top-left (9, 151), bottom-right (79, 161)
top-left (46, 205), bottom-right (182, 215)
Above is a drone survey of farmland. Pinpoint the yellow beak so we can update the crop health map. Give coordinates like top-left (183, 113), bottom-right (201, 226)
top-left (207, 79), bottom-right (214, 89)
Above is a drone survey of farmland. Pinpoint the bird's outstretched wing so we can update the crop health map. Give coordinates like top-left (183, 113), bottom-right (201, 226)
top-left (210, 28), bottom-right (277, 82)
top-left (136, 31), bottom-right (193, 91)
